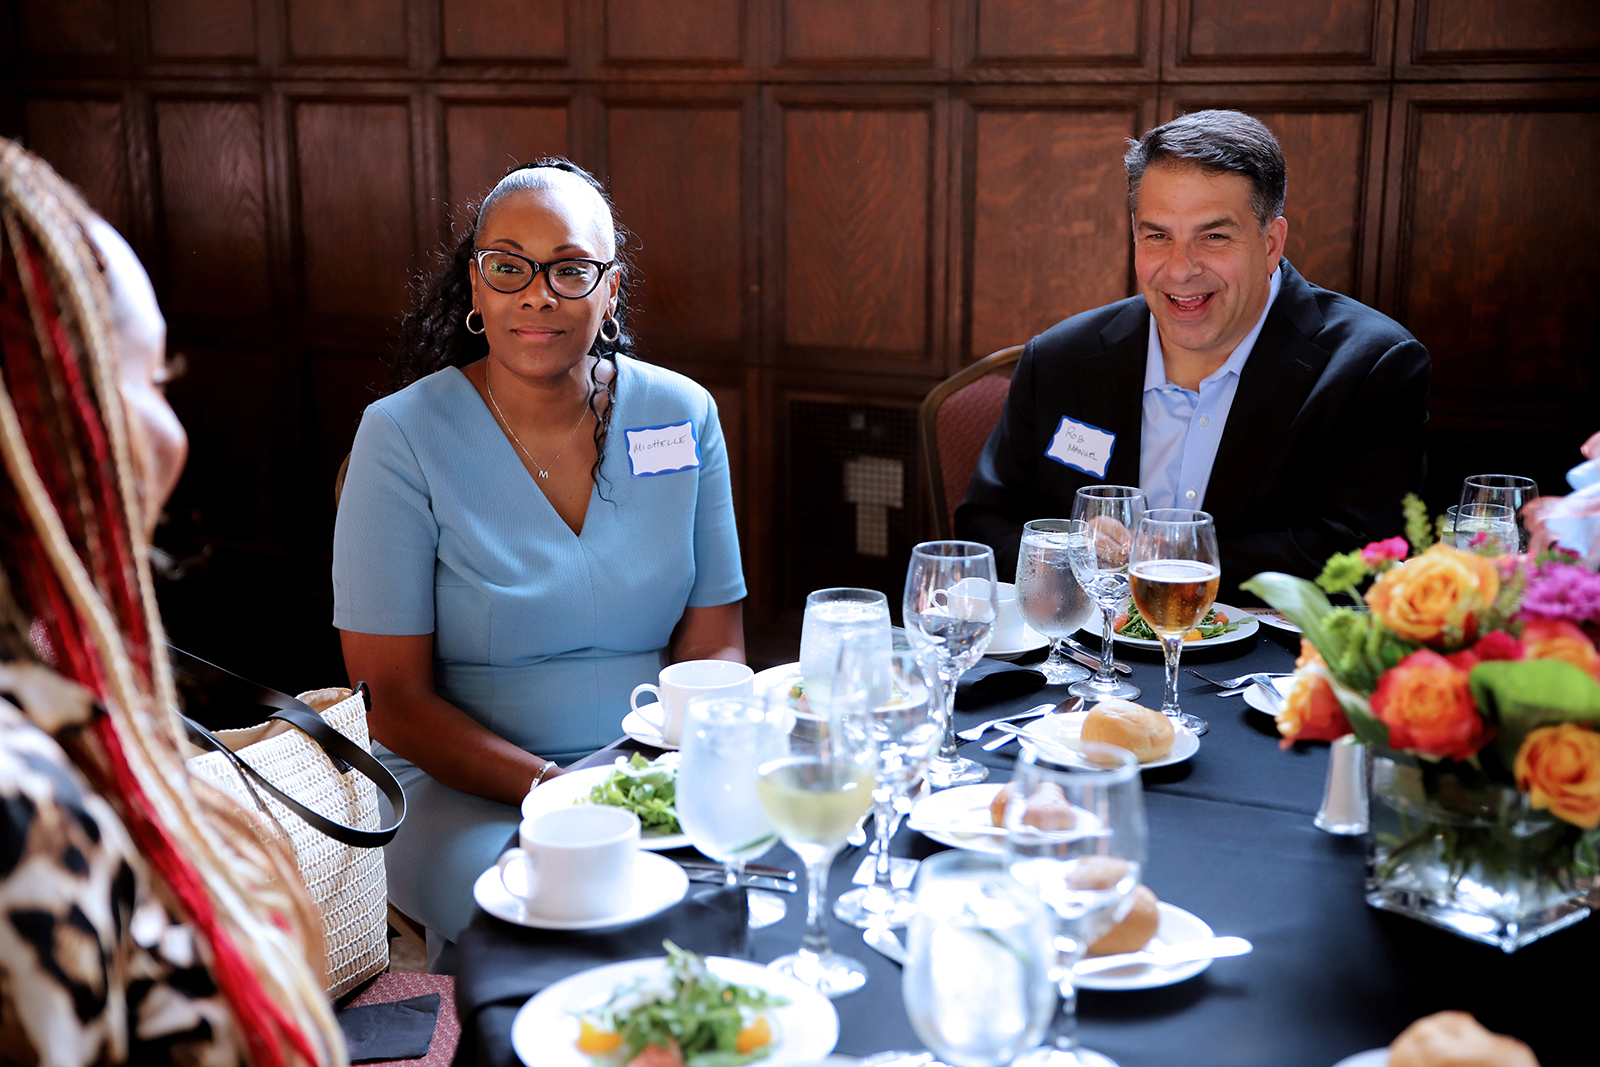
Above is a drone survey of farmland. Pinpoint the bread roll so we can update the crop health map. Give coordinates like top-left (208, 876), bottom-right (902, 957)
top-left (1081, 699), bottom-right (1175, 763)
top-left (989, 785), bottom-right (1011, 827)
top-left (1388, 1012), bottom-right (1538, 1067)
top-left (1086, 885), bottom-right (1160, 956)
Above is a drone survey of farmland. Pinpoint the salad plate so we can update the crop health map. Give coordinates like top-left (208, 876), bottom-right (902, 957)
top-left (521, 759), bottom-right (690, 851)
top-left (475, 850), bottom-right (688, 932)
top-left (1019, 711), bottom-right (1199, 770)
top-left (1087, 601), bottom-right (1259, 651)
top-left (1241, 605), bottom-right (1302, 634)
top-left (906, 783), bottom-right (1009, 855)
top-left (1076, 902), bottom-right (1218, 991)
top-left (510, 954), bottom-right (839, 1067)
top-left (752, 661), bottom-right (801, 699)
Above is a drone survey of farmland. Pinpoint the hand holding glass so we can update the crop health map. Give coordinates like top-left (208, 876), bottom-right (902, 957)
top-left (1067, 487), bottom-right (1145, 702)
top-left (1016, 520), bottom-right (1096, 686)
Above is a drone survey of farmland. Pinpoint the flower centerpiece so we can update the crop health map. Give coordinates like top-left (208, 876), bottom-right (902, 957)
top-left (1240, 496), bottom-right (1600, 952)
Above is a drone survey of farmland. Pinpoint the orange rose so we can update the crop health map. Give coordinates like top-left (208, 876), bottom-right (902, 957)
top-left (1295, 639), bottom-right (1324, 670)
top-left (1521, 618), bottom-right (1600, 681)
top-left (1369, 649), bottom-right (1491, 760)
top-left (1364, 543), bottom-right (1500, 647)
top-left (1276, 667), bottom-right (1349, 748)
top-left (1514, 723), bottom-right (1600, 829)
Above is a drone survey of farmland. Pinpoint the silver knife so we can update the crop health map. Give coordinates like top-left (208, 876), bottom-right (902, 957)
top-left (686, 871), bottom-right (798, 894)
top-left (1061, 636), bottom-right (1132, 675)
top-left (678, 858), bottom-right (796, 881)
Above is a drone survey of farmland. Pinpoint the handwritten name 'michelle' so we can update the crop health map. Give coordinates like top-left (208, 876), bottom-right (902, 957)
top-left (631, 434), bottom-right (690, 453)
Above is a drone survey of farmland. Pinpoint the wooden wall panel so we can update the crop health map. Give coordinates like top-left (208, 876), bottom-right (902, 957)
top-left (782, 107), bottom-right (930, 356)
top-left (607, 105), bottom-right (743, 346)
top-left (782, 0), bottom-right (936, 62)
top-left (1395, 104), bottom-right (1600, 414)
top-left (293, 101), bottom-right (415, 317)
top-left (605, 0), bottom-right (742, 62)
top-left (154, 99), bottom-right (269, 315)
top-left (18, 0), bottom-right (118, 56)
top-left (1183, 0), bottom-right (1377, 59)
top-left (22, 98), bottom-right (131, 235)
top-left (148, 0), bottom-right (256, 59)
top-left (443, 102), bottom-right (570, 236)
top-left (1259, 108), bottom-right (1364, 297)
top-left (967, 106), bottom-right (1141, 358)
top-left (1417, 0), bottom-right (1600, 59)
top-left (288, 0), bottom-right (407, 60)
top-left (441, 0), bottom-right (566, 60)
top-left (973, 0), bottom-right (1141, 61)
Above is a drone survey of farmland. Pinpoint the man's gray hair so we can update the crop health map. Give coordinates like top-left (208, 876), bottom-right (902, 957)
top-left (1124, 110), bottom-right (1287, 230)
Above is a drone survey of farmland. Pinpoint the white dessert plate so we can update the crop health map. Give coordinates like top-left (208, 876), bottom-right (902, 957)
top-left (1077, 902), bottom-right (1218, 991)
top-left (986, 625), bottom-right (1050, 661)
top-left (1087, 601), bottom-right (1259, 650)
top-left (474, 849), bottom-right (688, 932)
top-left (1242, 676), bottom-right (1293, 719)
top-left (521, 760), bottom-right (690, 851)
top-left (907, 783), bottom-right (1009, 855)
top-left (1241, 605), bottom-right (1302, 634)
top-left (1019, 711), bottom-right (1200, 770)
top-left (621, 709), bottom-right (680, 751)
top-left (1329, 1051), bottom-right (1388, 1067)
top-left (510, 954), bottom-right (840, 1067)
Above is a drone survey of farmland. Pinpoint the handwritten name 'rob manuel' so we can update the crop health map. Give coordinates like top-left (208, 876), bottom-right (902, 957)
top-left (631, 434), bottom-right (689, 453)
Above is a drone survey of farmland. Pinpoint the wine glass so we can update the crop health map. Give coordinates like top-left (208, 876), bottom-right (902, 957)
top-left (676, 694), bottom-right (789, 929)
top-left (800, 587), bottom-right (892, 704)
top-left (902, 850), bottom-right (1057, 1067)
top-left (755, 679), bottom-right (877, 997)
top-left (832, 641), bottom-right (941, 928)
top-left (1016, 520), bottom-right (1096, 686)
top-left (1005, 742), bottom-right (1147, 1067)
top-left (1451, 503), bottom-right (1518, 556)
top-left (1460, 474), bottom-right (1539, 552)
top-left (902, 541), bottom-right (999, 787)
top-left (1128, 508), bottom-right (1218, 736)
top-left (1066, 486), bottom-right (1145, 702)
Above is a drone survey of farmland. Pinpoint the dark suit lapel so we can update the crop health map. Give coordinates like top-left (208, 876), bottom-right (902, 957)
top-left (1070, 301), bottom-right (1147, 487)
top-left (1205, 260), bottom-right (1329, 528)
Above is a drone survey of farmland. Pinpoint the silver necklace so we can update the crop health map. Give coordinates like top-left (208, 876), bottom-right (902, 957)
top-left (484, 367), bottom-right (591, 480)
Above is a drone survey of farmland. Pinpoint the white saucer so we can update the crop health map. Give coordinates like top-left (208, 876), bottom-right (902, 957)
top-left (1019, 711), bottom-right (1200, 769)
top-left (621, 709), bottom-right (679, 750)
top-left (1076, 902), bottom-right (1218, 990)
top-left (1243, 677), bottom-right (1292, 718)
top-left (986, 627), bottom-right (1050, 661)
top-left (473, 849), bottom-right (688, 931)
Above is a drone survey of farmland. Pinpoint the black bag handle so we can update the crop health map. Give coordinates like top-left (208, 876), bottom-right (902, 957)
top-left (170, 646), bottom-right (405, 849)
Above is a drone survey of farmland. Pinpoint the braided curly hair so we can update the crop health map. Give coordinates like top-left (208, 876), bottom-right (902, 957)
top-left (391, 159), bottom-right (634, 489)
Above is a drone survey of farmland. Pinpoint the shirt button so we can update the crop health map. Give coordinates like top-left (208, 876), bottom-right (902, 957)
top-left (1185, 490), bottom-right (1197, 500)
top-left (1199, 415), bottom-right (1209, 426)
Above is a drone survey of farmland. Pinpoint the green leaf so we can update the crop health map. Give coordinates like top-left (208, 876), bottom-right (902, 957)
top-left (1470, 659), bottom-right (1600, 766)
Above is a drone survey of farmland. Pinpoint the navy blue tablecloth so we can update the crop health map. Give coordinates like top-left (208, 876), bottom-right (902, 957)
top-left (453, 628), bottom-right (1593, 1066)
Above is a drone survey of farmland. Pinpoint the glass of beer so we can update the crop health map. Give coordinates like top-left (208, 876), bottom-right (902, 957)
top-left (1128, 509), bottom-right (1219, 735)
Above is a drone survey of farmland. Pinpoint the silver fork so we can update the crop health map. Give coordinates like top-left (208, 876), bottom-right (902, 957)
top-left (1186, 668), bottom-right (1292, 691)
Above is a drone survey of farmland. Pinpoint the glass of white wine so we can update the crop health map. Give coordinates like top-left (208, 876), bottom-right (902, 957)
top-left (1016, 519), bottom-right (1096, 685)
top-left (756, 674), bottom-right (878, 997)
top-left (1128, 508), bottom-right (1219, 736)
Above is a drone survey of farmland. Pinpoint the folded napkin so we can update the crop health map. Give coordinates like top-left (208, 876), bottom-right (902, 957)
top-left (337, 993), bottom-right (439, 1063)
top-left (955, 659), bottom-right (1046, 709)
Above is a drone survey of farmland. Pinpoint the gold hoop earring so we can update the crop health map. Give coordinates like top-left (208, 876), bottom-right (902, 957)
top-left (598, 317), bottom-right (620, 344)
top-left (466, 309), bottom-right (485, 335)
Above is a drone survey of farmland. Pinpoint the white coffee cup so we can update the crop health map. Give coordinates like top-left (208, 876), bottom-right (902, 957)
top-left (991, 581), bottom-right (1029, 649)
top-left (932, 576), bottom-right (998, 623)
top-left (495, 805), bottom-right (640, 922)
top-left (630, 659), bottom-right (754, 745)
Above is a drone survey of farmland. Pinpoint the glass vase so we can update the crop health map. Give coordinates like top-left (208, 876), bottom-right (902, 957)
top-left (1366, 749), bottom-right (1598, 953)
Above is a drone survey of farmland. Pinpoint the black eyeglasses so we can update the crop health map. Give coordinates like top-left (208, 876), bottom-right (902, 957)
top-left (472, 249), bottom-right (615, 299)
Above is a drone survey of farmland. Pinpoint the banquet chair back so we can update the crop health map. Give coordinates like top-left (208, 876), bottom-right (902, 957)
top-left (918, 345), bottom-right (1023, 538)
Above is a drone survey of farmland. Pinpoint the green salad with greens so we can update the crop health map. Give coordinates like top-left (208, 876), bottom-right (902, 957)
top-left (1115, 602), bottom-right (1239, 642)
top-left (587, 753), bottom-right (680, 834)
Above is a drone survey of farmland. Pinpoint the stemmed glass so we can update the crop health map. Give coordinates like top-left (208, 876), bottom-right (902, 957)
top-left (832, 642), bottom-right (941, 928)
top-left (1451, 503), bottom-right (1518, 555)
top-left (902, 850), bottom-right (1058, 1067)
top-left (1128, 508), bottom-right (1219, 736)
top-left (755, 674), bottom-right (877, 997)
top-left (676, 695), bottom-right (789, 929)
top-left (1066, 486), bottom-right (1145, 701)
top-left (903, 541), bottom-right (999, 787)
top-left (1460, 474), bottom-right (1539, 552)
top-left (800, 587), bottom-right (892, 703)
top-left (1005, 742), bottom-right (1147, 1067)
top-left (1016, 520), bottom-right (1096, 686)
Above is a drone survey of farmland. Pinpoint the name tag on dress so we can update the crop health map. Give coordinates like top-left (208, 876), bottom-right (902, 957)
top-left (1045, 416), bottom-right (1116, 479)
top-left (625, 421), bottom-right (701, 477)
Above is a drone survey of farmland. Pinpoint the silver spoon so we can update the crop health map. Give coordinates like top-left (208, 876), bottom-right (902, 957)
top-left (1074, 935), bottom-right (1253, 975)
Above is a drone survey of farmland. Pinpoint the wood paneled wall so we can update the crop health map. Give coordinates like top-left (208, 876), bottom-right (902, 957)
top-left (3, 0), bottom-right (1596, 682)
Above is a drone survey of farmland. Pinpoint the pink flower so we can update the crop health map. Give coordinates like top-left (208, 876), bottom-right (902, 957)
top-left (1473, 630), bottom-right (1525, 662)
top-left (1520, 560), bottom-right (1600, 628)
top-left (1360, 537), bottom-right (1411, 567)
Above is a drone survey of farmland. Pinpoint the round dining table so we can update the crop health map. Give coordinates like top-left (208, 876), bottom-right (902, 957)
top-left (452, 625), bottom-right (1593, 1067)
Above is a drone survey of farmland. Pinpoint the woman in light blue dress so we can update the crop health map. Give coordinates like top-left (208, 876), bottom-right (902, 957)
top-left (332, 161), bottom-right (746, 953)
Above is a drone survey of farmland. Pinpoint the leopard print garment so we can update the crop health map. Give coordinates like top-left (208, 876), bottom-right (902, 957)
top-left (0, 663), bottom-right (242, 1067)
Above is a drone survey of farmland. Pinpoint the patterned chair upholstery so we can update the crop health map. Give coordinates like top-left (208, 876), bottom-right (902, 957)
top-left (917, 345), bottom-right (1024, 538)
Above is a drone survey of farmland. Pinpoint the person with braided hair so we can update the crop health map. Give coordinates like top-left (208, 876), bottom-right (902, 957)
top-left (0, 139), bottom-right (344, 1064)
top-left (333, 160), bottom-right (745, 955)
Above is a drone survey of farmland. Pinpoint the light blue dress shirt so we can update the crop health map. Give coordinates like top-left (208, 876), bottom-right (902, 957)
top-left (1139, 268), bottom-right (1282, 510)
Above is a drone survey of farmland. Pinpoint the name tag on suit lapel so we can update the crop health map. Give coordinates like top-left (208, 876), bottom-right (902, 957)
top-left (625, 421), bottom-right (701, 477)
top-left (1045, 416), bottom-right (1116, 479)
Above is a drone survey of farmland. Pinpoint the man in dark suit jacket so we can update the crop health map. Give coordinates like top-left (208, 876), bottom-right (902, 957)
top-left (956, 111), bottom-right (1429, 596)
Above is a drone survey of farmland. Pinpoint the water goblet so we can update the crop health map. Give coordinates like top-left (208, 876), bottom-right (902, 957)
top-left (1066, 486), bottom-right (1146, 702)
top-left (1451, 502), bottom-right (1518, 556)
top-left (902, 540), bottom-right (999, 787)
top-left (1460, 474), bottom-right (1539, 551)
top-left (800, 587), bottom-right (892, 704)
top-left (1016, 520), bottom-right (1096, 686)
top-left (1128, 508), bottom-right (1219, 735)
